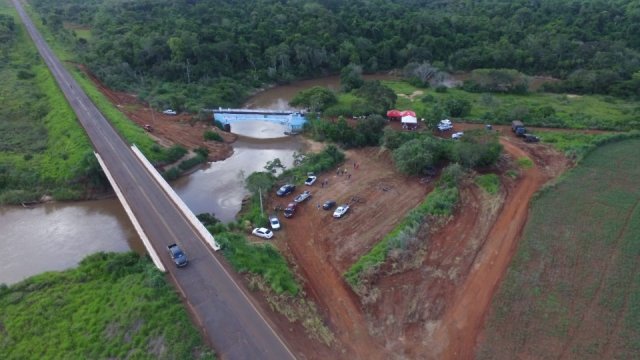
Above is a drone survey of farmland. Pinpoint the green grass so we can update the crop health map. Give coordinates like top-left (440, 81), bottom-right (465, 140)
top-left (476, 173), bottom-right (500, 195)
top-left (214, 232), bottom-right (300, 296)
top-left (517, 157), bottom-right (534, 169)
top-left (478, 139), bottom-right (640, 359)
top-left (540, 130), bottom-right (640, 162)
top-left (345, 182), bottom-right (459, 287)
top-left (0, 252), bottom-right (214, 360)
top-left (0, 0), bottom-right (92, 203)
top-left (383, 81), bottom-right (640, 131)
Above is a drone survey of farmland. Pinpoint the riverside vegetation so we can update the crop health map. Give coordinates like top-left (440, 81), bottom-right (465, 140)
top-left (0, 253), bottom-right (214, 359)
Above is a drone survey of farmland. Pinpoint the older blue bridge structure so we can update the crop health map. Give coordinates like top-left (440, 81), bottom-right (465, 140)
top-left (212, 108), bottom-right (308, 134)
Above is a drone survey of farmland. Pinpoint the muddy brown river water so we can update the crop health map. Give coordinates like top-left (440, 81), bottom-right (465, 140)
top-left (0, 74), bottom-right (396, 284)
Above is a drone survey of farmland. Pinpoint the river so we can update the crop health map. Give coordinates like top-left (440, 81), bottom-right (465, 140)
top-left (0, 74), bottom-right (396, 284)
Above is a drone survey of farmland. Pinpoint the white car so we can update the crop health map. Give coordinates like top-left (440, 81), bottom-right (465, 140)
top-left (162, 109), bottom-right (177, 115)
top-left (452, 132), bottom-right (464, 140)
top-left (252, 227), bottom-right (274, 239)
top-left (304, 175), bottom-right (317, 186)
top-left (437, 119), bottom-right (453, 131)
top-left (269, 216), bottom-right (281, 230)
top-left (333, 204), bottom-right (350, 218)
top-left (294, 190), bottom-right (312, 203)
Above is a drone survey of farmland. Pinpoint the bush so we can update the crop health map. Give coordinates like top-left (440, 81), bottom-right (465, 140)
top-left (163, 167), bottom-right (181, 180)
top-left (476, 173), bottom-right (500, 194)
top-left (204, 130), bottom-right (223, 142)
top-left (178, 154), bottom-right (206, 171)
top-left (215, 232), bottom-right (300, 295)
top-left (435, 85), bottom-right (448, 93)
top-left (164, 145), bottom-right (188, 163)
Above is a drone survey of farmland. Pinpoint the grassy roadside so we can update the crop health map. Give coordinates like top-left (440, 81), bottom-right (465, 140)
top-left (0, 0), bottom-right (92, 203)
top-left (478, 139), bottom-right (640, 359)
top-left (0, 252), bottom-right (214, 359)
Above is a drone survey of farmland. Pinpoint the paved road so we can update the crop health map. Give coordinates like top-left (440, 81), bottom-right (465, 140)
top-left (11, 1), bottom-right (296, 359)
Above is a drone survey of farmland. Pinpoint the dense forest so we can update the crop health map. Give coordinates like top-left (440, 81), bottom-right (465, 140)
top-left (31, 0), bottom-right (640, 109)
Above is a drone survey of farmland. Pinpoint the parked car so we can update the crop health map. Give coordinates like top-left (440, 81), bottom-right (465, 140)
top-left (452, 131), bottom-right (464, 140)
top-left (294, 190), bottom-right (312, 203)
top-left (304, 175), bottom-right (317, 186)
top-left (333, 204), bottom-right (350, 218)
top-left (276, 184), bottom-right (296, 196)
top-left (167, 243), bottom-right (188, 267)
top-left (252, 227), bottom-right (274, 239)
top-left (322, 200), bottom-right (336, 210)
top-left (523, 134), bottom-right (540, 143)
top-left (269, 215), bottom-right (281, 230)
top-left (284, 203), bottom-right (297, 218)
top-left (162, 109), bottom-right (177, 115)
top-left (143, 124), bottom-right (153, 132)
top-left (437, 119), bottom-right (453, 132)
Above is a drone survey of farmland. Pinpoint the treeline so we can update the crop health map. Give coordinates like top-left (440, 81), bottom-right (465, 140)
top-left (30, 0), bottom-right (640, 110)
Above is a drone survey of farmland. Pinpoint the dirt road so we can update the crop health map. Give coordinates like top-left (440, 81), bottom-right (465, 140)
top-left (428, 137), bottom-right (568, 359)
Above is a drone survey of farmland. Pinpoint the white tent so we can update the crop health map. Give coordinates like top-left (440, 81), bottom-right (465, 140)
top-left (401, 115), bottom-right (417, 124)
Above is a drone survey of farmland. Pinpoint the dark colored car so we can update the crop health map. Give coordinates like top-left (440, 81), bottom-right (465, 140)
top-left (524, 134), bottom-right (540, 143)
top-left (276, 184), bottom-right (296, 197)
top-left (167, 243), bottom-right (188, 267)
top-left (284, 203), bottom-right (297, 218)
top-left (322, 200), bottom-right (336, 210)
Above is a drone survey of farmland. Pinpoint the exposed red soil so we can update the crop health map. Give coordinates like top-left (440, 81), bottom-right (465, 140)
top-left (271, 131), bottom-right (569, 359)
top-left (271, 147), bottom-right (431, 358)
top-left (77, 65), bottom-right (235, 161)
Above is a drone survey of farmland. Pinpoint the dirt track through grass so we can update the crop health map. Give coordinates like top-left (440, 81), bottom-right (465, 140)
top-left (478, 139), bottom-right (640, 359)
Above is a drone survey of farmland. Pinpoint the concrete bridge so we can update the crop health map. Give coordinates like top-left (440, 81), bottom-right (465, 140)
top-left (12, 1), bottom-right (295, 359)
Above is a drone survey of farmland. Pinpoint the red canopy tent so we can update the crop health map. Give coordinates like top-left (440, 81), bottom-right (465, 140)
top-left (400, 110), bottom-right (416, 117)
top-left (386, 109), bottom-right (402, 120)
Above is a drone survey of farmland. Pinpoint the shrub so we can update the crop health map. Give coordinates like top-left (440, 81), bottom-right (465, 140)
top-left (164, 145), bottom-right (188, 163)
top-left (476, 173), bottom-right (500, 194)
top-left (435, 85), bottom-right (448, 93)
top-left (204, 130), bottom-right (223, 142)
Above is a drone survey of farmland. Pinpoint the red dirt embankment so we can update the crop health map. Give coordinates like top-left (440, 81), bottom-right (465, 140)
top-left (428, 137), bottom-right (569, 359)
top-left (78, 65), bottom-right (235, 161)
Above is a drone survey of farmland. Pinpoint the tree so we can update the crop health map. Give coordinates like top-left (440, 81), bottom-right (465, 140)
top-left (264, 158), bottom-right (286, 174)
top-left (244, 171), bottom-right (276, 196)
top-left (289, 86), bottom-right (337, 112)
top-left (340, 63), bottom-right (364, 92)
top-left (443, 97), bottom-right (472, 117)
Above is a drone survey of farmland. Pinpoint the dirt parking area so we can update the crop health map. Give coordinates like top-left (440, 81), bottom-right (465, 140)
top-left (269, 132), bottom-right (570, 359)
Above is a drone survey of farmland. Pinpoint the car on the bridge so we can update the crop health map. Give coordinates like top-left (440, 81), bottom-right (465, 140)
top-left (276, 184), bottom-right (296, 197)
top-left (252, 227), bottom-right (274, 239)
top-left (333, 204), bottom-right (350, 218)
top-left (294, 190), bottom-right (312, 203)
top-left (163, 109), bottom-right (177, 115)
top-left (284, 203), bottom-right (297, 218)
top-left (167, 243), bottom-right (188, 267)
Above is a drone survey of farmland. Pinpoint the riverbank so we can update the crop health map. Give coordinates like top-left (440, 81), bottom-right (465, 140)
top-left (0, 252), bottom-right (213, 359)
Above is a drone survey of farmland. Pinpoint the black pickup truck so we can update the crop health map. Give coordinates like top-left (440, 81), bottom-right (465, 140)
top-left (167, 243), bottom-right (188, 267)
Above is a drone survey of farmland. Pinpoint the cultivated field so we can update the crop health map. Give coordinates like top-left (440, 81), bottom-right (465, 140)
top-left (478, 139), bottom-right (640, 359)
